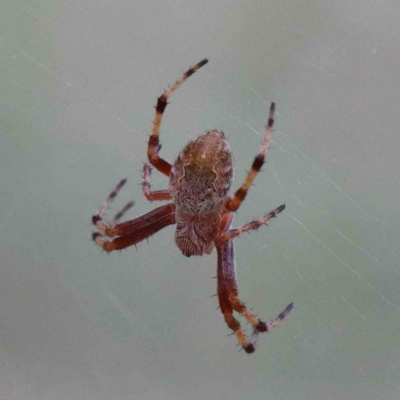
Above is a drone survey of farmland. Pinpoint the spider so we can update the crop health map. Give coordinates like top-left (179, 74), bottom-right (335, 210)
top-left (92, 59), bottom-right (293, 353)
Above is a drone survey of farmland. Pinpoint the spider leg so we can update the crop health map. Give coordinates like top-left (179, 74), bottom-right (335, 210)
top-left (142, 162), bottom-right (172, 201)
top-left (92, 203), bottom-right (176, 252)
top-left (249, 302), bottom-right (293, 346)
top-left (225, 102), bottom-right (275, 212)
top-left (219, 204), bottom-right (285, 241)
top-left (148, 59), bottom-right (209, 177)
top-left (92, 180), bottom-right (175, 252)
top-left (216, 238), bottom-right (255, 353)
top-left (216, 210), bottom-right (292, 353)
top-left (94, 178), bottom-right (129, 221)
top-left (110, 201), bottom-right (135, 226)
top-left (92, 178), bottom-right (135, 231)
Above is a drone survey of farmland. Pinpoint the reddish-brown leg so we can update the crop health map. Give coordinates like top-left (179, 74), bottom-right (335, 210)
top-left (93, 203), bottom-right (176, 252)
top-left (148, 59), bottom-right (209, 177)
top-left (219, 204), bottom-right (286, 241)
top-left (225, 102), bottom-right (275, 212)
top-left (216, 210), bottom-right (293, 353)
top-left (142, 162), bottom-right (171, 201)
top-left (92, 179), bottom-right (176, 252)
top-left (216, 237), bottom-right (256, 353)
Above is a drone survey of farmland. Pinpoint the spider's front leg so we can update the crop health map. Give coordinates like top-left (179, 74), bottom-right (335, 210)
top-left (148, 59), bottom-right (208, 177)
top-left (224, 102), bottom-right (275, 212)
top-left (92, 179), bottom-right (176, 252)
top-left (215, 212), bottom-right (293, 353)
top-left (142, 162), bottom-right (171, 202)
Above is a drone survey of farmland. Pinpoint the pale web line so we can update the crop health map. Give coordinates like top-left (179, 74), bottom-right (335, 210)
top-left (272, 171), bottom-right (304, 205)
top-left (226, 87), bottom-right (399, 320)
top-left (224, 91), bottom-right (386, 320)
top-left (288, 212), bottom-right (400, 314)
top-left (101, 284), bottom-right (137, 325)
top-left (223, 110), bottom-right (304, 206)
top-left (3, 41), bottom-right (139, 136)
top-left (257, 211), bottom-right (330, 307)
top-left (223, 110), bottom-right (288, 153)
top-left (225, 96), bottom-right (399, 279)
top-left (339, 294), bottom-right (368, 321)
top-left (332, 227), bottom-right (400, 275)
top-left (285, 256), bottom-right (332, 307)
top-left (223, 111), bottom-right (262, 136)
top-left (279, 139), bottom-right (400, 260)
top-left (247, 95), bottom-right (400, 262)
top-left (386, 245), bottom-right (400, 259)
top-left (262, 212), bottom-right (369, 319)
top-left (249, 86), bottom-right (399, 235)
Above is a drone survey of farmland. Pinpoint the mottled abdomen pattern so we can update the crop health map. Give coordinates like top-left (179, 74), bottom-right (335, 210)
top-left (170, 130), bottom-right (233, 256)
top-left (170, 130), bottom-right (233, 214)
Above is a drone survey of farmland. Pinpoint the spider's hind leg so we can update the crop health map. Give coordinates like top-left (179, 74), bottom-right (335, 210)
top-left (249, 302), bottom-right (294, 346)
top-left (216, 212), bottom-right (293, 353)
top-left (216, 238), bottom-right (257, 353)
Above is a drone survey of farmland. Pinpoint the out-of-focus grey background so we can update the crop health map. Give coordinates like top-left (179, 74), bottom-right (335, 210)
top-left (1, 1), bottom-right (400, 399)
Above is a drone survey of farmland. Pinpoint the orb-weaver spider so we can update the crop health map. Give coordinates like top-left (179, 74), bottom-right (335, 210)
top-left (92, 59), bottom-right (293, 353)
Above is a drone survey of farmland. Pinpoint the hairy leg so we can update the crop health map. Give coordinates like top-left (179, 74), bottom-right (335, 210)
top-left (225, 102), bottom-right (275, 212)
top-left (216, 238), bottom-right (257, 353)
top-left (219, 204), bottom-right (285, 241)
top-left (142, 162), bottom-right (171, 201)
top-left (92, 179), bottom-right (175, 252)
top-left (216, 210), bottom-right (292, 353)
top-left (148, 59), bottom-right (209, 176)
top-left (92, 203), bottom-right (176, 252)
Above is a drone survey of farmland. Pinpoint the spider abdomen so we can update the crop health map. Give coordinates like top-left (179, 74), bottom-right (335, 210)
top-left (170, 130), bottom-right (233, 256)
top-left (174, 209), bottom-right (220, 256)
top-left (170, 130), bottom-right (233, 215)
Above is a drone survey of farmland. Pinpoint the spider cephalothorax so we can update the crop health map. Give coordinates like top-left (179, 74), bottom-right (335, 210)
top-left (92, 59), bottom-right (293, 353)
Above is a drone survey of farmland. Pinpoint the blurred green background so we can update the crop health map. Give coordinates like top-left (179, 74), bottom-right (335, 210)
top-left (1, 1), bottom-right (400, 399)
